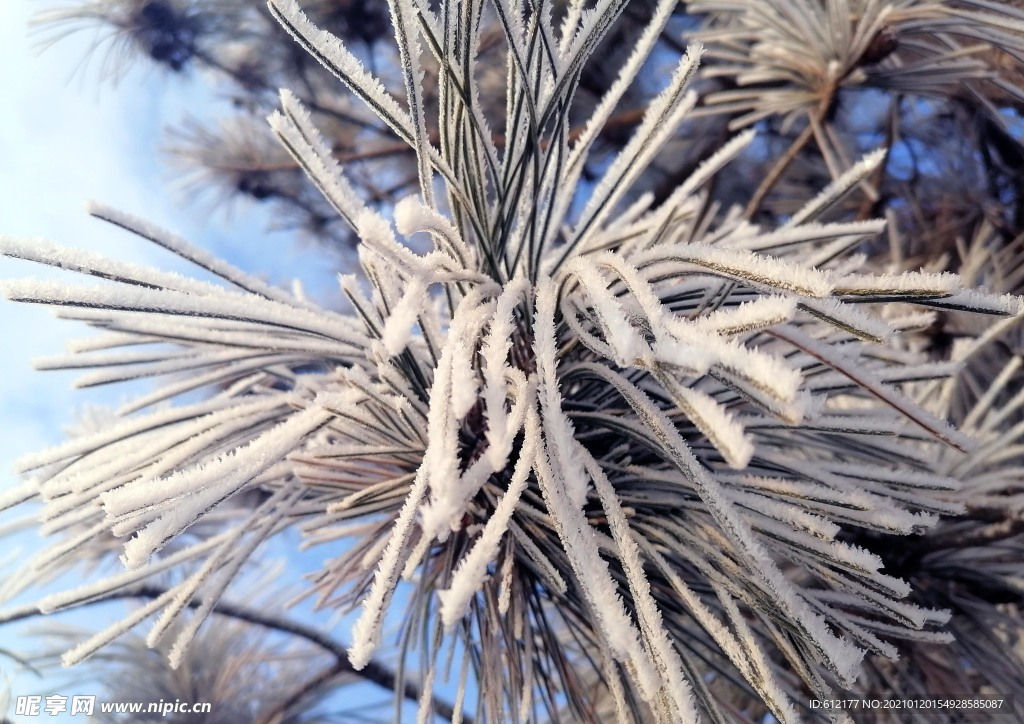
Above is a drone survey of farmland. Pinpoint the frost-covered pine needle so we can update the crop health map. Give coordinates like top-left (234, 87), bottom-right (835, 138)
top-left (3, 1), bottom-right (1024, 722)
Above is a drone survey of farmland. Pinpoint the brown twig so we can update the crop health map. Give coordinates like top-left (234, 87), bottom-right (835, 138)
top-left (856, 96), bottom-right (899, 220)
top-left (743, 120), bottom-right (816, 220)
top-left (744, 88), bottom-right (839, 219)
top-left (198, 107), bottom-right (652, 177)
top-left (923, 510), bottom-right (1024, 555)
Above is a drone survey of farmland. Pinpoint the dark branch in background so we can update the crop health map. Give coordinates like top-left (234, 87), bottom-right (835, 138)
top-left (742, 80), bottom-right (843, 222)
top-left (258, 659), bottom-right (350, 724)
top-left (0, 585), bottom-right (468, 724)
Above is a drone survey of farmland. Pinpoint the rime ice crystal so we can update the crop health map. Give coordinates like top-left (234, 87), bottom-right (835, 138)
top-left (3, 1), bottom-right (1024, 722)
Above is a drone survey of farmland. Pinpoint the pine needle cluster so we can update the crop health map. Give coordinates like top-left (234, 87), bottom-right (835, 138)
top-left (3, 1), bottom-right (1024, 722)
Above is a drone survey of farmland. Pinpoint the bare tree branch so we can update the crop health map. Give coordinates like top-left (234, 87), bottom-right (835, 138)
top-left (0, 585), bottom-right (468, 723)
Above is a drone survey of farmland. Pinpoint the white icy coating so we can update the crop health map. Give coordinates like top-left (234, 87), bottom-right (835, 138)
top-left (0, 236), bottom-right (232, 297)
top-left (577, 361), bottom-right (866, 684)
top-left (394, 196), bottom-right (474, 267)
top-left (346, 443), bottom-right (429, 669)
top-left (531, 403), bottom-right (662, 703)
top-left (727, 219), bottom-right (886, 253)
top-left (581, 446), bottom-right (697, 722)
top-left (802, 297), bottom-right (895, 343)
top-left (659, 378), bottom-right (754, 469)
top-left (438, 406), bottom-right (538, 629)
top-left (563, 258), bottom-right (646, 366)
top-left (785, 149), bottom-right (887, 227)
top-left (268, 0), bottom-right (415, 143)
top-left (117, 405), bottom-right (330, 568)
top-left (558, 0), bottom-right (680, 227)
top-left (636, 242), bottom-right (835, 298)
top-left (834, 270), bottom-right (960, 296)
top-left (381, 277), bottom-right (428, 356)
top-left (481, 277), bottom-right (529, 468)
top-left (166, 486), bottom-right (303, 669)
top-left (384, 0), bottom-right (435, 205)
top-left (572, 44), bottom-right (703, 244)
top-left (3, 3), bottom-right (1022, 722)
top-left (534, 280), bottom-right (592, 509)
top-left (695, 295), bottom-right (797, 335)
top-left (269, 91), bottom-right (367, 229)
top-left (1, 278), bottom-right (363, 349)
top-left (85, 203), bottom-right (317, 309)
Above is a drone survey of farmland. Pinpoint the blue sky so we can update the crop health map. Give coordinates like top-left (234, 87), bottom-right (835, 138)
top-left (0, 4), bottom-right (466, 720)
top-left (0, 1), bottom-right (351, 718)
top-left (0, 0), bottom-right (352, 541)
top-left (0, 1), bottom-right (214, 716)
